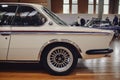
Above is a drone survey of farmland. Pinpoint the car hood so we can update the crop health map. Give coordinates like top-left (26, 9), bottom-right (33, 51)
top-left (43, 25), bottom-right (114, 36)
top-left (61, 26), bottom-right (114, 34)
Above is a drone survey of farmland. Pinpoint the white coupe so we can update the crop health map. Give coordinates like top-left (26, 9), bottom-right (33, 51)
top-left (0, 3), bottom-right (114, 75)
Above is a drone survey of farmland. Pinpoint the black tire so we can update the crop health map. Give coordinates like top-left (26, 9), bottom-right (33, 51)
top-left (42, 43), bottom-right (78, 75)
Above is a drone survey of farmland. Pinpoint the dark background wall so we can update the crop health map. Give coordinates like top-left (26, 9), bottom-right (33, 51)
top-left (109, 0), bottom-right (119, 14)
top-left (0, 0), bottom-right (119, 14)
top-left (51, 0), bottom-right (63, 13)
top-left (50, 0), bottom-right (119, 14)
top-left (0, 0), bottom-right (48, 6)
top-left (78, 0), bottom-right (88, 13)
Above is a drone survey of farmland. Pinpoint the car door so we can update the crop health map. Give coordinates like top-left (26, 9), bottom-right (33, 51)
top-left (0, 27), bottom-right (11, 60)
top-left (8, 5), bottom-right (47, 60)
top-left (0, 4), bottom-right (17, 60)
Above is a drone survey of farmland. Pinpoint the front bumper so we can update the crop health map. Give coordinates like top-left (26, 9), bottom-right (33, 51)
top-left (86, 48), bottom-right (113, 55)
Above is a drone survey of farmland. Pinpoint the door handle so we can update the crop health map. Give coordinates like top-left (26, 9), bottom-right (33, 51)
top-left (1, 32), bottom-right (11, 36)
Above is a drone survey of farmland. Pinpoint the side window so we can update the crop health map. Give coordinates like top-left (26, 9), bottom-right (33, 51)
top-left (0, 4), bottom-right (17, 26)
top-left (13, 5), bottom-right (47, 26)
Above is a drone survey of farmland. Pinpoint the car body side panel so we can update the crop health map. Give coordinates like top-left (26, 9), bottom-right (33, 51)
top-left (0, 3), bottom-right (114, 61)
top-left (7, 26), bottom-right (113, 60)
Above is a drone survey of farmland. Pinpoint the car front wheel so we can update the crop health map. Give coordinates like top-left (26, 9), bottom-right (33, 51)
top-left (42, 44), bottom-right (78, 75)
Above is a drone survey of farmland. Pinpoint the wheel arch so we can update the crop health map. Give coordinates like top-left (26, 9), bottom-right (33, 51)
top-left (39, 39), bottom-right (82, 61)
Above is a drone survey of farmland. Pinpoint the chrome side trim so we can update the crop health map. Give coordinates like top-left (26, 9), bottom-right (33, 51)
top-left (0, 30), bottom-right (112, 36)
top-left (38, 39), bottom-right (82, 60)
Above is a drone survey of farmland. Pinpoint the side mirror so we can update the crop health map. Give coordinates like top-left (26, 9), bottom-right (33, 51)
top-left (48, 21), bottom-right (53, 25)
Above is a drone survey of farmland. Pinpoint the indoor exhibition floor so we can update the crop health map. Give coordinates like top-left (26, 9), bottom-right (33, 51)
top-left (0, 37), bottom-right (120, 80)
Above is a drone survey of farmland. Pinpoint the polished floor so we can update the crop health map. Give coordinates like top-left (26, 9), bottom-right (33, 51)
top-left (0, 37), bottom-right (120, 80)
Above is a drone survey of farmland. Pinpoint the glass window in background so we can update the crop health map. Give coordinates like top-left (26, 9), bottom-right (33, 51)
top-left (72, 0), bottom-right (78, 14)
top-left (88, 0), bottom-right (94, 14)
top-left (103, 0), bottom-right (109, 14)
top-left (118, 0), bottom-right (120, 14)
top-left (96, 0), bottom-right (99, 14)
top-left (63, 0), bottom-right (70, 14)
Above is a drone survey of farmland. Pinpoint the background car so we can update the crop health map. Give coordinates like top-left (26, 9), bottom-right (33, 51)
top-left (85, 18), bottom-right (120, 37)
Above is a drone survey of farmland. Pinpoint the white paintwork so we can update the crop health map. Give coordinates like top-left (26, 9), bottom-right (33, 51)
top-left (7, 26), bottom-right (114, 60)
top-left (0, 3), bottom-right (114, 61)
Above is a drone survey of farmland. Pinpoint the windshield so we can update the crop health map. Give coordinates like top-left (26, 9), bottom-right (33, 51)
top-left (42, 7), bottom-right (68, 26)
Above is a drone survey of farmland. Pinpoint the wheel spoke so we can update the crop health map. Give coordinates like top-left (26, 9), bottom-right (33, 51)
top-left (50, 49), bottom-right (70, 68)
